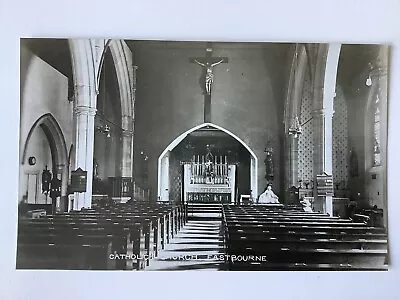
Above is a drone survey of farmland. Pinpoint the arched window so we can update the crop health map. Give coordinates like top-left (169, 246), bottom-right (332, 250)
top-left (373, 94), bottom-right (381, 167)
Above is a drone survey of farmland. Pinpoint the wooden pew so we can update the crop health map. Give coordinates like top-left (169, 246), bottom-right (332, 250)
top-left (17, 227), bottom-right (121, 270)
top-left (226, 234), bottom-right (388, 251)
top-left (229, 262), bottom-right (388, 271)
top-left (99, 204), bottom-right (177, 243)
top-left (18, 218), bottom-right (146, 270)
top-left (17, 201), bottom-right (186, 270)
top-left (221, 205), bottom-right (388, 271)
top-left (17, 239), bottom-right (115, 270)
top-left (87, 209), bottom-right (168, 253)
top-left (48, 214), bottom-right (155, 267)
top-left (225, 227), bottom-right (387, 241)
top-left (73, 202), bottom-right (184, 264)
top-left (225, 247), bottom-right (387, 268)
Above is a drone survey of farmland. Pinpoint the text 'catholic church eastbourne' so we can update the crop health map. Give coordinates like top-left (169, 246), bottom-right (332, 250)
top-left (109, 253), bottom-right (269, 262)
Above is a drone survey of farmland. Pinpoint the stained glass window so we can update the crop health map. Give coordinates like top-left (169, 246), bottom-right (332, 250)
top-left (373, 94), bottom-right (381, 166)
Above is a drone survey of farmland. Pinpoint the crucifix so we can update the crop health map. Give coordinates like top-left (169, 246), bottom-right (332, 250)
top-left (190, 43), bottom-right (228, 122)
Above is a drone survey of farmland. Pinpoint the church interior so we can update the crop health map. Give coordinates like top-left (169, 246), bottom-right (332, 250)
top-left (17, 38), bottom-right (389, 271)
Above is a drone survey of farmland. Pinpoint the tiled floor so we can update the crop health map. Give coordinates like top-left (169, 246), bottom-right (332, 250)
top-left (144, 220), bottom-right (224, 271)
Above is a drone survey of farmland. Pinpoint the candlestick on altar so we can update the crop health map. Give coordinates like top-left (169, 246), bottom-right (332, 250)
top-left (220, 157), bottom-right (223, 178)
top-left (224, 156), bottom-right (227, 177)
top-left (196, 155), bottom-right (199, 177)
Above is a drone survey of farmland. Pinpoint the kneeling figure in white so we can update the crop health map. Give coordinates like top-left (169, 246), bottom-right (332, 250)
top-left (258, 185), bottom-right (279, 204)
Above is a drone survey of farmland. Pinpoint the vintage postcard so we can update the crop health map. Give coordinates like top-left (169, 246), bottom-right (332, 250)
top-left (17, 38), bottom-right (389, 271)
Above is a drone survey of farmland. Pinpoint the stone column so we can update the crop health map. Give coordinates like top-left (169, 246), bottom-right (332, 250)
top-left (289, 137), bottom-right (299, 188)
top-left (283, 136), bottom-right (299, 205)
top-left (312, 44), bottom-right (340, 216)
top-left (312, 108), bottom-right (334, 215)
top-left (73, 89), bottom-right (97, 210)
top-left (58, 163), bottom-right (69, 212)
top-left (121, 116), bottom-right (134, 177)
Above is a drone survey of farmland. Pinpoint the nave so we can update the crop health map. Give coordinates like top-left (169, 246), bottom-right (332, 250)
top-left (144, 220), bottom-right (223, 271)
top-left (16, 200), bottom-right (388, 271)
top-left (17, 39), bottom-right (390, 272)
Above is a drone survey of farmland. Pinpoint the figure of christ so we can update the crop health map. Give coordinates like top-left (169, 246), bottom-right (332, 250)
top-left (193, 59), bottom-right (225, 95)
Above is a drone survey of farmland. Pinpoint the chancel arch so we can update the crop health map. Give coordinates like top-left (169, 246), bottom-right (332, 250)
top-left (158, 123), bottom-right (258, 202)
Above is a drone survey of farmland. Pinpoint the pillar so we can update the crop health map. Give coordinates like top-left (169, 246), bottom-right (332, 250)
top-left (312, 108), bottom-right (334, 215)
top-left (312, 43), bottom-right (341, 216)
top-left (59, 163), bottom-right (69, 212)
top-left (121, 116), bottom-right (134, 177)
top-left (289, 137), bottom-right (299, 188)
top-left (73, 86), bottom-right (97, 210)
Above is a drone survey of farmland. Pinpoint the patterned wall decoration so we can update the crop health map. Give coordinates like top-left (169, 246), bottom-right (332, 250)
top-left (169, 151), bottom-right (182, 204)
top-left (297, 73), bottom-right (314, 186)
top-left (332, 86), bottom-right (349, 189)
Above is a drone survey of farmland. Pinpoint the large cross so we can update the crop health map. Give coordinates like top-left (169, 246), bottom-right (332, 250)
top-left (190, 43), bottom-right (228, 122)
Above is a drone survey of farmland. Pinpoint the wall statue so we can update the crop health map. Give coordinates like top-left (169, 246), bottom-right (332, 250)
top-left (264, 149), bottom-right (274, 183)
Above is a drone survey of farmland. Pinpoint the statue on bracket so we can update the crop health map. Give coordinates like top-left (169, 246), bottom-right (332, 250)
top-left (93, 157), bottom-right (99, 178)
top-left (264, 145), bottom-right (274, 184)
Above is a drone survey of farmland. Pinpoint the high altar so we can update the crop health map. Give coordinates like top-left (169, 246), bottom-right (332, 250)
top-left (183, 150), bottom-right (236, 204)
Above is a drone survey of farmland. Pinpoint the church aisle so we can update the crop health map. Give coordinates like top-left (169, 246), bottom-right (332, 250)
top-left (144, 220), bottom-right (224, 271)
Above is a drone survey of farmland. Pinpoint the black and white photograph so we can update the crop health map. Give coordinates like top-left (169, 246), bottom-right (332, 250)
top-left (16, 38), bottom-right (390, 271)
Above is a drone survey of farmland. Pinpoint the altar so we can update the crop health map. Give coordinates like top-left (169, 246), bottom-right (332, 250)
top-left (183, 153), bottom-right (236, 204)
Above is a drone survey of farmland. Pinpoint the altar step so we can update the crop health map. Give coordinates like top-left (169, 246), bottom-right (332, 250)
top-left (187, 203), bottom-right (222, 220)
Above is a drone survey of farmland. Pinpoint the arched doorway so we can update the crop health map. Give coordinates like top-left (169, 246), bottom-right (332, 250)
top-left (158, 123), bottom-right (258, 203)
top-left (20, 114), bottom-right (68, 213)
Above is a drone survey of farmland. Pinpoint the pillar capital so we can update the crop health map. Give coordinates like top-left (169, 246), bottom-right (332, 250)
top-left (74, 106), bottom-right (97, 117)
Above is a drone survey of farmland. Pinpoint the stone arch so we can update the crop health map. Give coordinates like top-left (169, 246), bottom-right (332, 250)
top-left (97, 40), bottom-right (134, 177)
top-left (157, 122), bottom-right (258, 201)
top-left (20, 113), bottom-right (69, 207)
top-left (108, 40), bottom-right (134, 123)
top-left (68, 39), bottom-right (135, 208)
top-left (92, 39), bottom-right (134, 127)
top-left (22, 113), bottom-right (68, 168)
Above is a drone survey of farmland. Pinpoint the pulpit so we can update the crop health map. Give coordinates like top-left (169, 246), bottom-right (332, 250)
top-left (183, 153), bottom-right (236, 204)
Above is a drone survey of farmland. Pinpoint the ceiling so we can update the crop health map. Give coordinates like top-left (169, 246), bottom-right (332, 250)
top-left (21, 38), bottom-right (74, 97)
top-left (21, 39), bottom-right (385, 91)
top-left (21, 38), bottom-right (72, 79)
top-left (21, 38), bottom-right (387, 112)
